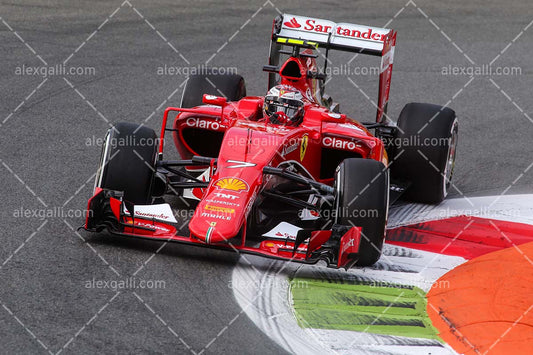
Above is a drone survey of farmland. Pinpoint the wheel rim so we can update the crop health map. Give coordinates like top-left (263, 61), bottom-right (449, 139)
top-left (443, 122), bottom-right (458, 193)
top-left (93, 130), bottom-right (112, 193)
top-left (333, 165), bottom-right (343, 225)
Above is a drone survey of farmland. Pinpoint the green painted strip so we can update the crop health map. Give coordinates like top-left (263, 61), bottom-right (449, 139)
top-left (290, 278), bottom-right (442, 341)
top-left (206, 227), bottom-right (212, 244)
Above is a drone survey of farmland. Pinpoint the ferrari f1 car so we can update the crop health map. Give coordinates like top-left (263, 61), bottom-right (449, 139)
top-left (84, 14), bottom-right (458, 268)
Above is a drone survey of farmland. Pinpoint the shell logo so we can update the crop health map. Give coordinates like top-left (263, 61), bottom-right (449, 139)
top-left (215, 178), bottom-right (248, 192)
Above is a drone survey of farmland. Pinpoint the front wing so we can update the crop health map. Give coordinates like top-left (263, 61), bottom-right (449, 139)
top-left (84, 188), bottom-right (362, 269)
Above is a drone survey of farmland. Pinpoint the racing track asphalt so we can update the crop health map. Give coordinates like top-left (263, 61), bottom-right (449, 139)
top-left (1, 0), bottom-right (532, 354)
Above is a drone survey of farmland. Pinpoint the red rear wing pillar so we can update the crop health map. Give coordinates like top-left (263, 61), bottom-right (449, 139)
top-left (377, 30), bottom-right (397, 123)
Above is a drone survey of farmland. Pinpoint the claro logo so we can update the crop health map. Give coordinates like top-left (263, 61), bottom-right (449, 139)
top-left (322, 137), bottom-right (358, 151)
top-left (186, 118), bottom-right (221, 130)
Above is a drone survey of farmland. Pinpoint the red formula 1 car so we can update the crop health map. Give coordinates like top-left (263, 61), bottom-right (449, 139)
top-left (84, 14), bottom-right (458, 268)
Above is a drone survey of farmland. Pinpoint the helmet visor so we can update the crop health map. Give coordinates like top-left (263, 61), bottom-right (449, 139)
top-left (265, 97), bottom-right (303, 120)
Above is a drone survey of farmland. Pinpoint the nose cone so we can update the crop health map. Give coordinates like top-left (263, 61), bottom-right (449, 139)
top-left (204, 222), bottom-right (219, 244)
top-left (191, 218), bottom-right (237, 244)
top-left (188, 126), bottom-right (285, 243)
top-left (188, 179), bottom-right (251, 243)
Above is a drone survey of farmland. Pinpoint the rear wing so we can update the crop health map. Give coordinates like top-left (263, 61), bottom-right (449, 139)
top-left (269, 14), bottom-right (397, 123)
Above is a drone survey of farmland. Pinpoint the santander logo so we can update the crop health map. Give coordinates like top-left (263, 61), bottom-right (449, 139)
top-left (283, 17), bottom-right (301, 28)
top-left (283, 16), bottom-right (387, 43)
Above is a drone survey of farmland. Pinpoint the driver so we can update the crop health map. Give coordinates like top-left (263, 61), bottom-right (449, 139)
top-left (263, 85), bottom-right (305, 126)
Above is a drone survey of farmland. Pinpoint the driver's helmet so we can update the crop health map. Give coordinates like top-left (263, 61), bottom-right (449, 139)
top-left (263, 85), bottom-right (305, 126)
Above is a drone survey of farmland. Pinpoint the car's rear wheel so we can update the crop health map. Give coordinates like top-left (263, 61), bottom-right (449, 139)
top-left (94, 122), bottom-right (158, 205)
top-left (335, 158), bottom-right (389, 266)
top-left (391, 103), bottom-right (458, 204)
top-left (181, 69), bottom-right (246, 108)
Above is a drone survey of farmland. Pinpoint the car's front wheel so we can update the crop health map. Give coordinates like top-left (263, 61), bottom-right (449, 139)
top-left (94, 122), bottom-right (158, 205)
top-left (334, 158), bottom-right (389, 266)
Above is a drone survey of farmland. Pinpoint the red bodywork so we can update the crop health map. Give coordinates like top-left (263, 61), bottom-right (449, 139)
top-left (84, 15), bottom-right (397, 269)
top-left (161, 55), bottom-right (386, 244)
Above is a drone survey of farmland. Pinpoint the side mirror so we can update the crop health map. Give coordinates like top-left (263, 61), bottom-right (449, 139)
top-left (321, 111), bottom-right (346, 122)
top-left (202, 94), bottom-right (227, 106)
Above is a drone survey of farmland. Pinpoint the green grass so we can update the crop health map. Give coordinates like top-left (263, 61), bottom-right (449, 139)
top-left (290, 278), bottom-right (442, 340)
